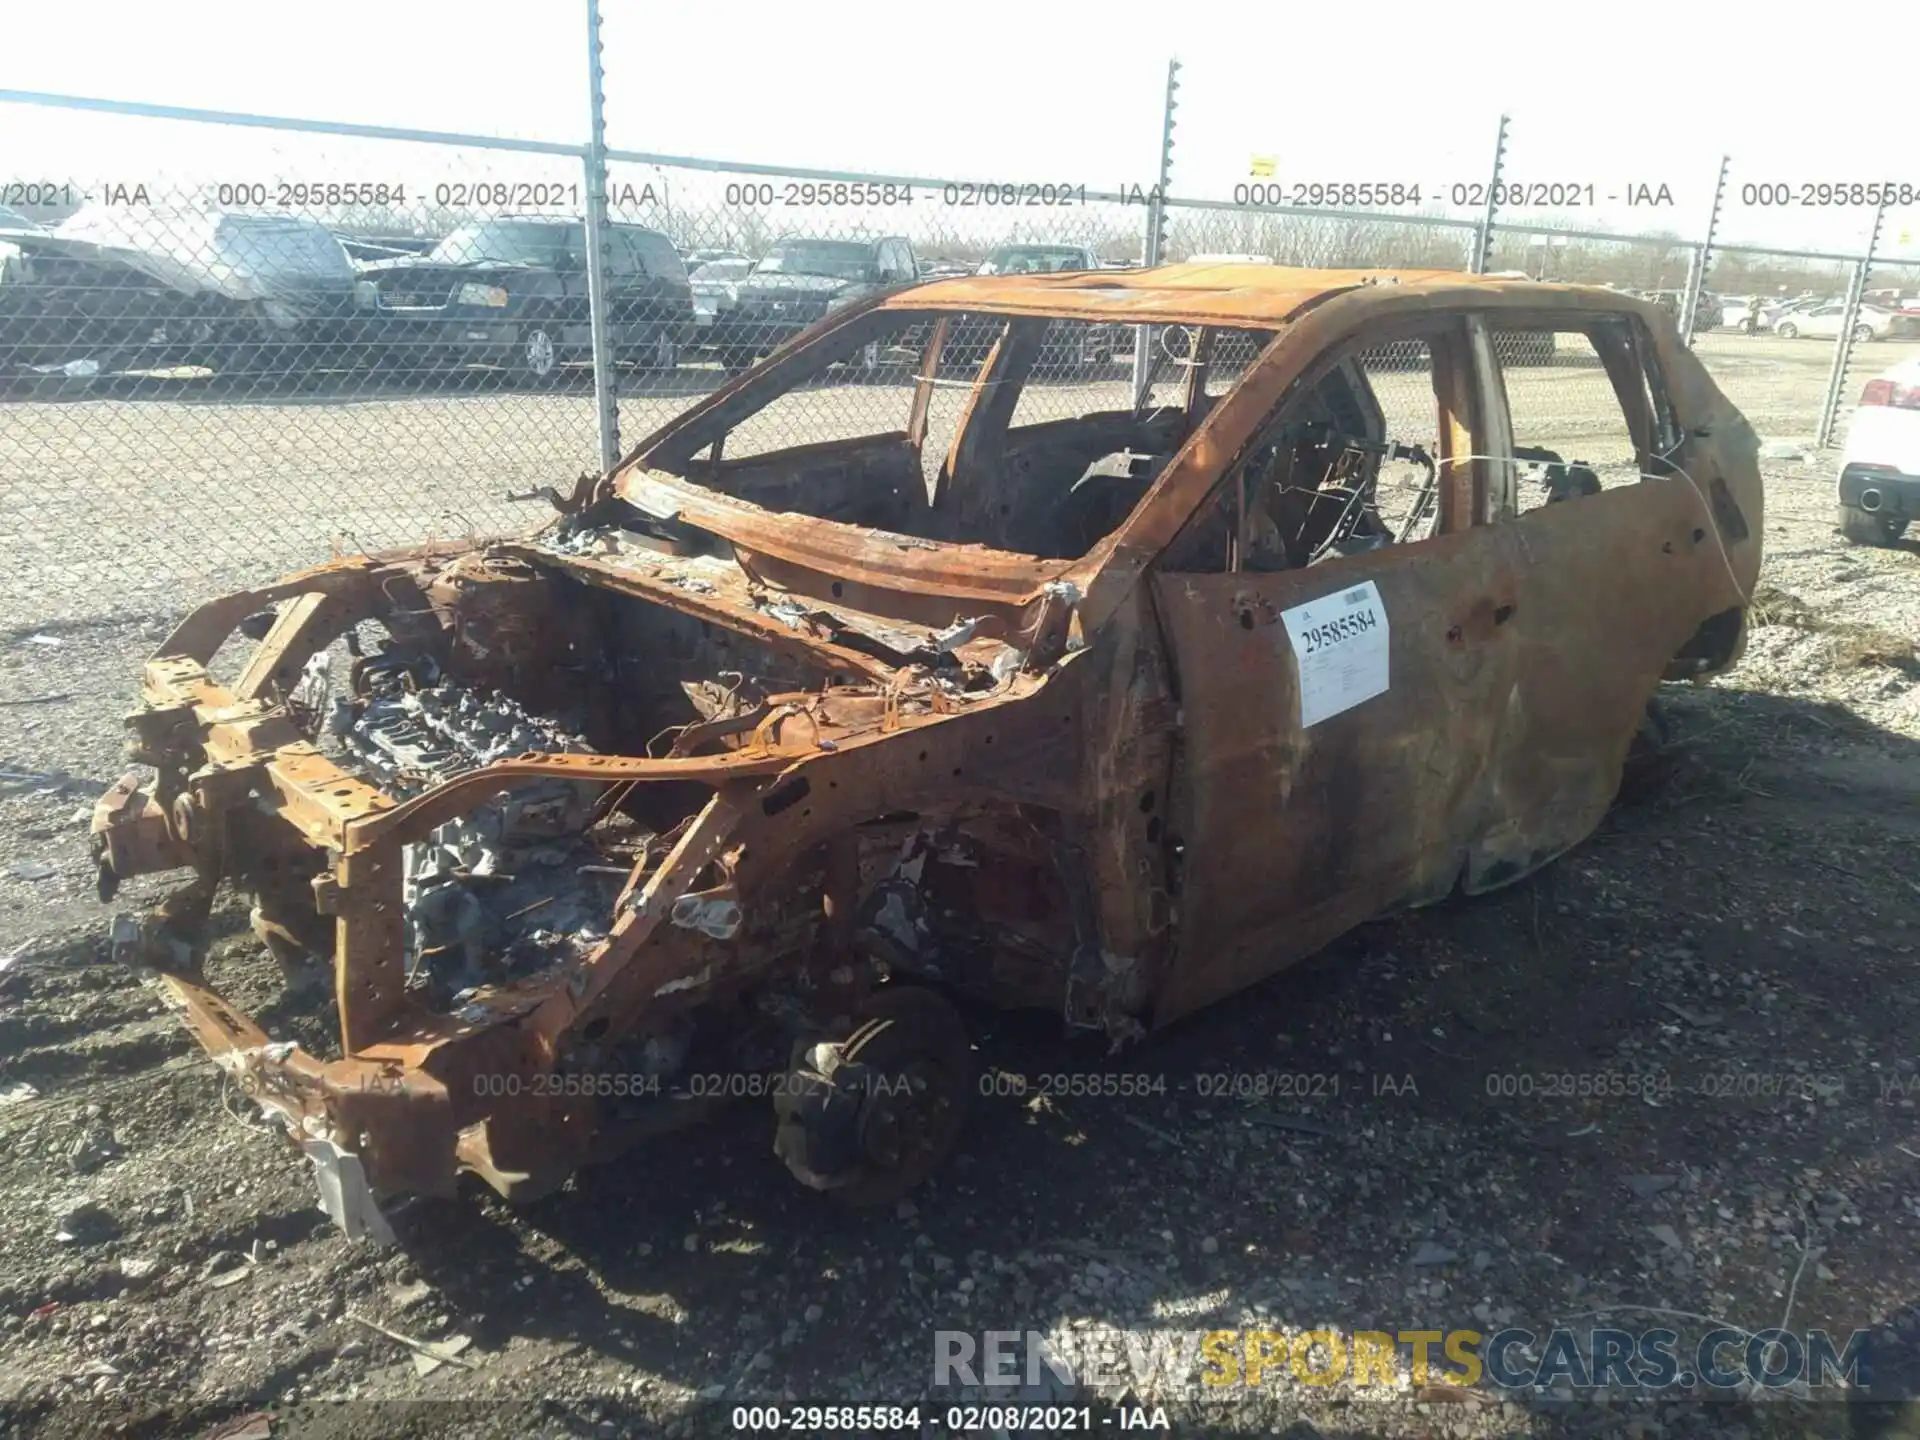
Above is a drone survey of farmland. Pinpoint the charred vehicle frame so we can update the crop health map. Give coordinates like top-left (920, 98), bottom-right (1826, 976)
top-left (92, 262), bottom-right (1763, 1235)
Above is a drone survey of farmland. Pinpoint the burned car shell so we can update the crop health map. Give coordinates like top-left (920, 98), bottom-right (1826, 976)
top-left (94, 263), bottom-right (1762, 1226)
top-left (947, 246), bottom-right (1118, 371)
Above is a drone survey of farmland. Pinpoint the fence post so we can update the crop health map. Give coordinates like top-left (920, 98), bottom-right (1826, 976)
top-left (1816, 197), bottom-right (1888, 449)
top-left (1467, 114), bottom-right (1509, 274)
top-left (1132, 57), bottom-right (1180, 406)
top-left (1677, 155), bottom-right (1728, 347)
top-left (581, 0), bottom-right (621, 475)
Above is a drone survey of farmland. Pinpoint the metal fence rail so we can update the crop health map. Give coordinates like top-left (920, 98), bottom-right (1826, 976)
top-left (2, 66), bottom-right (1918, 628)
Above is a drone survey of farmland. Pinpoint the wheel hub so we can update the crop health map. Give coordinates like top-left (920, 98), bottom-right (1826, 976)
top-left (855, 1060), bottom-right (938, 1171)
top-left (774, 1049), bottom-right (875, 1183)
top-left (771, 988), bottom-right (972, 1205)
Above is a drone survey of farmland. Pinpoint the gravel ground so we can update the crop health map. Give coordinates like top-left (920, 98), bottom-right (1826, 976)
top-left (2, 346), bottom-right (1920, 1438)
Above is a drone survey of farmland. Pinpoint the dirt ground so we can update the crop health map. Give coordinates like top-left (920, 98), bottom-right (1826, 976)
top-left (3, 356), bottom-right (1920, 1438)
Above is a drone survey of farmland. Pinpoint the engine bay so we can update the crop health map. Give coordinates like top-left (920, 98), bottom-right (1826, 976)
top-left (326, 660), bottom-right (624, 1005)
top-left (214, 543), bottom-right (1081, 1045)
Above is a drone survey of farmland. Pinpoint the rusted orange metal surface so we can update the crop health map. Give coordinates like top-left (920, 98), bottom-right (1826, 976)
top-left (93, 263), bottom-right (1762, 1228)
top-left (889, 263), bottom-right (1479, 328)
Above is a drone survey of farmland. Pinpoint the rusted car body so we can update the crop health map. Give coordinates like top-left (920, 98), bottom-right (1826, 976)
top-left (94, 264), bottom-right (1762, 1234)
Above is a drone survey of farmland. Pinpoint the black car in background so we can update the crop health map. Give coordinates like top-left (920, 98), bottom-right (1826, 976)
top-left (710, 235), bottom-right (918, 373)
top-left (357, 217), bottom-right (693, 383)
top-left (0, 207), bottom-right (366, 378)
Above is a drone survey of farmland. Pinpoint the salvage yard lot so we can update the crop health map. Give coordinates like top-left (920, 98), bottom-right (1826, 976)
top-left (1, 338), bottom-right (1920, 1436)
top-left (5, 333), bottom-right (1917, 629)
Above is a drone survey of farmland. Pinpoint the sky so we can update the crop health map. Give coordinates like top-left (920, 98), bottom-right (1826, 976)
top-left (3, 0), bottom-right (1916, 265)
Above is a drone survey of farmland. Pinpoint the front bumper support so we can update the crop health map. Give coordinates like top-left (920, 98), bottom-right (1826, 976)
top-left (90, 553), bottom-right (795, 1217)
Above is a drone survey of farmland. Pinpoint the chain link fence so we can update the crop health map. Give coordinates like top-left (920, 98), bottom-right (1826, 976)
top-left (0, 111), bottom-right (615, 626)
top-left (593, 159), bottom-right (1159, 468)
top-left (1161, 201), bottom-right (1476, 271)
top-left (3, 88), bottom-right (1918, 630)
top-left (1813, 254), bottom-right (1920, 450)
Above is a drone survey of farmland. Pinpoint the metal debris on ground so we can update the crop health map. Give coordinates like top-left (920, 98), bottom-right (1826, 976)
top-left (348, 1311), bottom-right (480, 1375)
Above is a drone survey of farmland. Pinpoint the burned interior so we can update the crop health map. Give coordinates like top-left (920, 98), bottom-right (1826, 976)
top-left (89, 265), bottom-right (1764, 1236)
top-left (625, 306), bottom-right (1199, 560)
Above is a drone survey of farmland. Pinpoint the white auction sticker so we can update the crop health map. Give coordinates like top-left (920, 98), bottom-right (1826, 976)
top-left (1279, 580), bottom-right (1390, 728)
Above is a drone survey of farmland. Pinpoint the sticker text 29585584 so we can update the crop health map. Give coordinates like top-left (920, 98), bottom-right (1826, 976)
top-left (1278, 581), bottom-right (1392, 728)
top-left (1296, 603), bottom-right (1380, 656)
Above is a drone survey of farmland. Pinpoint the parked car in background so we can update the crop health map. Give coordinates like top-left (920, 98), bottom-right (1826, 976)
top-left (332, 233), bottom-right (438, 264)
top-left (689, 255), bottom-right (753, 337)
top-left (357, 217), bottom-right (692, 383)
top-left (1636, 289), bottom-right (1716, 340)
top-left (1864, 291), bottom-right (1919, 315)
top-left (709, 234), bottom-right (917, 373)
top-left (1754, 294), bottom-right (1824, 332)
top-left (928, 244), bottom-right (1119, 374)
top-left (0, 206), bottom-right (365, 378)
top-left (1835, 355), bottom-right (1920, 546)
top-left (1774, 302), bottom-right (1913, 343)
top-left (975, 243), bottom-right (1100, 275)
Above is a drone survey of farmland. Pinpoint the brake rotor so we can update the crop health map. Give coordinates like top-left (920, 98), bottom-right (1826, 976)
top-left (772, 986), bottom-right (973, 1207)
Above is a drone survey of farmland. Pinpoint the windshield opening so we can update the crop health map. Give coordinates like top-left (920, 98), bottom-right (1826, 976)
top-left (429, 221), bottom-right (579, 267)
top-left (218, 219), bottom-right (354, 278)
top-left (757, 241), bottom-right (877, 281)
top-left (629, 309), bottom-right (1210, 562)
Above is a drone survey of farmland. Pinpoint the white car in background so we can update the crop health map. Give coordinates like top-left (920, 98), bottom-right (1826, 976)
top-left (1836, 354), bottom-right (1920, 545)
top-left (1750, 294), bottom-right (1824, 333)
top-left (1720, 295), bottom-right (1768, 329)
top-left (1774, 302), bottom-right (1909, 343)
top-left (688, 256), bottom-right (751, 330)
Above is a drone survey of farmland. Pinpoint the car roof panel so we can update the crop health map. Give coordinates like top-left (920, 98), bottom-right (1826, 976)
top-left (883, 261), bottom-right (1652, 329)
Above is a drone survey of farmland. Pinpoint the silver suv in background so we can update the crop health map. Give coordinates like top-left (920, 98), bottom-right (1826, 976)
top-left (0, 207), bottom-right (365, 377)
